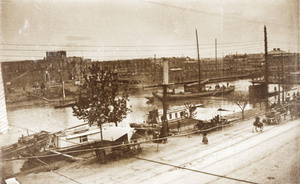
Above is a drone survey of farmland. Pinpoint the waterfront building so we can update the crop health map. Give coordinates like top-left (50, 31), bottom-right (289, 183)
top-left (0, 50), bottom-right (299, 101)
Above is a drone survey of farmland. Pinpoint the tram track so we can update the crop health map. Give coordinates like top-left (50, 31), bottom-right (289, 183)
top-left (137, 120), bottom-right (300, 184)
top-left (108, 118), bottom-right (297, 184)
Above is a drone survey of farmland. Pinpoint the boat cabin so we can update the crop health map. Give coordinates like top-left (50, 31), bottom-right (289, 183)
top-left (53, 122), bottom-right (135, 149)
top-left (148, 104), bottom-right (202, 124)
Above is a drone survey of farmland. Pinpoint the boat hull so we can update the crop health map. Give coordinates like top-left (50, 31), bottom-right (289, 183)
top-left (152, 87), bottom-right (235, 101)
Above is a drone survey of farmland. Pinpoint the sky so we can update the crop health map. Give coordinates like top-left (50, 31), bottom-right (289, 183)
top-left (0, 0), bottom-right (299, 62)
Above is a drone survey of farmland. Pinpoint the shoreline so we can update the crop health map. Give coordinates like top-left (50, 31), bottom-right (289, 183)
top-left (3, 104), bottom-right (266, 178)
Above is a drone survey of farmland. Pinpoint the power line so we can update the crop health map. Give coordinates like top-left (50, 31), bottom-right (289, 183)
top-left (0, 43), bottom-right (263, 53)
top-left (143, 0), bottom-right (296, 29)
top-left (1, 40), bottom-right (263, 48)
top-left (135, 156), bottom-right (258, 184)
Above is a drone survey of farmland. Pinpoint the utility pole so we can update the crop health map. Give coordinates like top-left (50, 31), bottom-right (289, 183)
top-left (196, 29), bottom-right (201, 92)
top-left (235, 52), bottom-right (238, 75)
top-left (264, 25), bottom-right (269, 96)
top-left (160, 58), bottom-right (169, 141)
top-left (277, 62), bottom-right (281, 104)
top-left (215, 38), bottom-right (218, 76)
top-left (61, 59), bottom-right (65, 105)
top-left (281, 53), bottom-right (284, 103)
top-left (222, 53), bottom-right (224, 78)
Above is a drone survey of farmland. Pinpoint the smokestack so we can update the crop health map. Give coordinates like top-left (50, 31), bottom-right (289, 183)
top-left (162, 58), bottom-right (169, 84)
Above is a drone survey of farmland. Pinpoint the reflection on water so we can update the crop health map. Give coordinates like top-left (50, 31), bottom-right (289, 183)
top-left (1, 108), bottom-right (84, 147)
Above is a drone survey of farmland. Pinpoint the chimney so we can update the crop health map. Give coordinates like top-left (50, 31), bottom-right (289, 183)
top-left (162, 58), bottom-right (169, 84)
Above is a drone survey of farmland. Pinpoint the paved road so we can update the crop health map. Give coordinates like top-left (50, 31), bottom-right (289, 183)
top-left (18, 117), bottom-right (300, 184)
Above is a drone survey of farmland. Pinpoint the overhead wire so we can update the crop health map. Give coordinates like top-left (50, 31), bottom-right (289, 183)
top-left (1, 40), bottom-right (263, 48)
top-left (143, 0), bottom-right (296, 29)
top-left (135, 157), bottom-right (258, 184)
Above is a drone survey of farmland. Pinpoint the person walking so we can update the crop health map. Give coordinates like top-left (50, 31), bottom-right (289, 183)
top-left (177, 120), bottom-right (181, 132)
top-left (202, 132), bottom-right (208, 144)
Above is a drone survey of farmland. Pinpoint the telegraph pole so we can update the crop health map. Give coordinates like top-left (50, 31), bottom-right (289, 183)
top-left (264, 25), bottom-right (269, 110)
top-left (264, 25), bottom-right (269, 95)
top-left (196, 29), bottom-right (201, 92)
top-left (281, 53), bottom-right (284, 103)
top-left (236, 52), bottom-right (238, 75)
top-left (160, 58), bottom-right (169, 141)
top-left (215, 38), bottom-right (218, 76)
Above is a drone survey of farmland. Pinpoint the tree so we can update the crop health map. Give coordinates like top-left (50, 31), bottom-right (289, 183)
top-left (184, 103), bottom-right (198, 118)
top-left (72, 63), bottom-right (130, 142)
top-left (226, 92), bottom-right (249, 120)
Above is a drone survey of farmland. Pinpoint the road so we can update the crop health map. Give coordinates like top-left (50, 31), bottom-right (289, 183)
top-left (17, 117), bottom-right (300, 184)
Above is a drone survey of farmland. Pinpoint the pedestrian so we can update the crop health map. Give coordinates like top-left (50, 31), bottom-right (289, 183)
top-left (202, 132), bottom-right (208, 144)
top-left (177, 120), bottom-right (181, 132)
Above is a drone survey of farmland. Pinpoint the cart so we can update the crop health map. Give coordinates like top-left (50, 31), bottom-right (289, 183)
top-left (264, 111), bottom-right (281, 125)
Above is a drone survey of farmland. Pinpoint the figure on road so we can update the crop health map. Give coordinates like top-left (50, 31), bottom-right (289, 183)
top-left (202, 132), bottom-right (208, 144)
top-left (177, 120), bottom-right (181, 132)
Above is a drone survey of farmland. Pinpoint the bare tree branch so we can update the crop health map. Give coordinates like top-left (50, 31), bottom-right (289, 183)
top-left (226, 91), bottom-right (249, 119)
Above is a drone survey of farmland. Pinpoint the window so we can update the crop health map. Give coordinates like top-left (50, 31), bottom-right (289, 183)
top-left (180, 112), bottom-right (184, 117)
top-left (175, 113), bottom-right (178, 118)
top-left (169, 114), bottom-right (172, 119)
top-left (80, 135), bottom-right (88, 143)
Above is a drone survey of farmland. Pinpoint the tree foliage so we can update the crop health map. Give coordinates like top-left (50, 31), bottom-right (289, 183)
top-left (184, 103), bottom-right (198, 118)
top-left (72, 63), bottom-right (130, 127)
top-left (226, 92), bottom-right (249, 119)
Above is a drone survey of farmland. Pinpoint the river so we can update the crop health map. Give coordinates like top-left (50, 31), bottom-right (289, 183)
top-left (1, 79), bottom-right (298, 176)
top-left (1, 79), bottom-right (288, 146)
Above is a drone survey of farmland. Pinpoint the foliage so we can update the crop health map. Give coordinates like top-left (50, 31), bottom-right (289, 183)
top-left (72, 63), bottom-right (130, 127)
top-left (184, 103), bottom-right (199, 118)
top-left (226, 91), bottom-right (249, 119)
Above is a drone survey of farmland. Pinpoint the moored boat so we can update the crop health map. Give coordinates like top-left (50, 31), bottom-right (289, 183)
top-left (146, 104), bottom-right (203, 127)
top-left (152, 85), bottom-right (235, 101)
top-left (54, 122), bottom-right (135, 151)
top-left (0, 122), bottom-right (135, 160)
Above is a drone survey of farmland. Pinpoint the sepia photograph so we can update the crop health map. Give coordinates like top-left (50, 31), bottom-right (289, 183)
top-left (0, 0), bottom-right (299, 183)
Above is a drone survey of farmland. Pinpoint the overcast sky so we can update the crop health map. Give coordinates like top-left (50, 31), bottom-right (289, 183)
top-left (1, 0), bottom-right (299, 61)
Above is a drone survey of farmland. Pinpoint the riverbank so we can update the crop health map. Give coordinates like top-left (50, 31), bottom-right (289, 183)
top-left (11, 106), bottom-right (300, 184)
top-left (2, 103), bottom-right (266, 180)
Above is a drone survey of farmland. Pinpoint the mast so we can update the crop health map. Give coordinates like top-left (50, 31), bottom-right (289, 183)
top-left (196, 29), bottom-right (201, 92)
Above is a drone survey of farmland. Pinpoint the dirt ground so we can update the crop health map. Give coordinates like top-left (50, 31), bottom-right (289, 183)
top-left (10, 110), bottom-right (300, 184)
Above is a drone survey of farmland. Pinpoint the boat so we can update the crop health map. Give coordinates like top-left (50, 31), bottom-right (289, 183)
top-left (147, 104), bottom-right (203, 125)
top-left (0, 122), bottom-right (135, 160)
top-left (54, 101), bottom-right (75, 109)
top-left (152, 85), bottom-right (235, 101)
top-left (151, 30), bottom-right (235, 101)
top-left (54, 122), bottom-right (135, 151)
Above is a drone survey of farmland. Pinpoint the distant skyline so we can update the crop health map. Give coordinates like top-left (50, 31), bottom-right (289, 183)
top-left (1, 0), bottom-right (299, 62)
